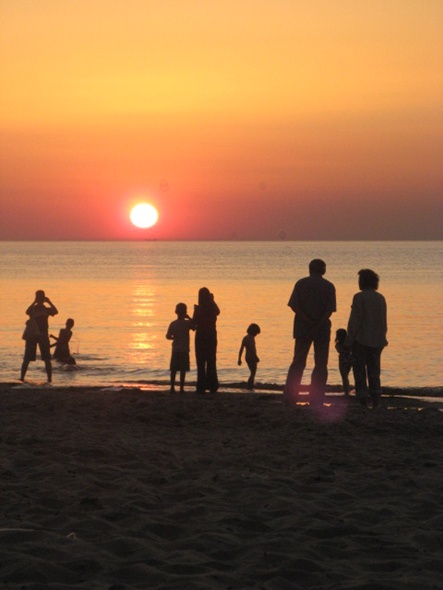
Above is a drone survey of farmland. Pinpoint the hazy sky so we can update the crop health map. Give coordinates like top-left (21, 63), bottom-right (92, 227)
top-left (1, 0), bottom-right (442, 240)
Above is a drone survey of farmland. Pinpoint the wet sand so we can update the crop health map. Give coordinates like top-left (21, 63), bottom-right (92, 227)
top-left (0, 383), bottom-right (442, 589)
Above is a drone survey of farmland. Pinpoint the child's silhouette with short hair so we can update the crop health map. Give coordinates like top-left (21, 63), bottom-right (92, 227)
top-left (335, 328), bottom-right (353, 396)
top-left (238, 323), bottom-right (261, 390)
top-left (50, 318), bottom-right (76, 365)
top-left (166, 303), bottom-right (194, 393)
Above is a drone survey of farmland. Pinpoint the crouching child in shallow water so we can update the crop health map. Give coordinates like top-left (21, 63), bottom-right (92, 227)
top-left (166, 303), bottom-right (194, 393)
top-left (50, 318), bottom-right (76, 365)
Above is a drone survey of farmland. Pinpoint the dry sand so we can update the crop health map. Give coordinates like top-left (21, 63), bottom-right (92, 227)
top-left (0, 384), bottom-right (442, 590)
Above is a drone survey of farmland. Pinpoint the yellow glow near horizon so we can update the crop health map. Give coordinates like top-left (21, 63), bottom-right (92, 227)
top-left (1, 0), bottom-right (441, 125)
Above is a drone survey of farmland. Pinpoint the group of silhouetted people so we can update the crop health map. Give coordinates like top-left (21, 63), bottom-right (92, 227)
top-left (165, 259), bottom-right (387, 408)
top-left (22, 259), bottom-right (387, 408)
top-left (166, 289), bottom-right (261, 394)
top-left (20, 290), bottom-right (76, 383)
top-left (166, 288), bottom-right (225, 394)
top-left (283, 259), bottom-right (387, 409)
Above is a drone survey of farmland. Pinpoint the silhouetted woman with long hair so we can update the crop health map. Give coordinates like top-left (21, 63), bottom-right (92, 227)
top-left (192, 287), bottom-right (220, 394)
top-left (345, 269), bottom-right (387, 408)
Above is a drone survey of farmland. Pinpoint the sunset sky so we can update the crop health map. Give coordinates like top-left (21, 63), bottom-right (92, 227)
top-left (1, 0), bottom-right (442, 240)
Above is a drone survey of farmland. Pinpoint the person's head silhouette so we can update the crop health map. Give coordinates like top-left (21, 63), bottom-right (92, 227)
top-left (358, 269), bottom-right (379, 290)
top-left (309, 259), bottom-right (326, 276)
top-left (247, 323), bottom-right (261, 336)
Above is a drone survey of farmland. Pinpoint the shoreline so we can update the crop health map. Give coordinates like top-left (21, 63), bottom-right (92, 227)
top-left (3, 380), bottom-right (443, 398)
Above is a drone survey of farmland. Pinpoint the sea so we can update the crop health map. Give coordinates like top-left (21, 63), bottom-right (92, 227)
top-left (1, 241), bottom-right (442, 390)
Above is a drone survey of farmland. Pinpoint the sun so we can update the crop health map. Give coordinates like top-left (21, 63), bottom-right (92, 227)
top-left (130, 203), bottom-right (159, 229)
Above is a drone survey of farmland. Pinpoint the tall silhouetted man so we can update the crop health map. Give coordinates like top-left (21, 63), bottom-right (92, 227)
top-left (283, 259), bottom-right (336, 406)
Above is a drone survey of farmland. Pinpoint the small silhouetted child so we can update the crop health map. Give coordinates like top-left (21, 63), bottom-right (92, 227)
top-left (166, 303), bottom-right (194, 393)
top-left (335, 328), bottom-right (353, 395)
top-left (238, 323), bottom-right (261, 390)
top-left (50, 318), bottom-right (76, 365)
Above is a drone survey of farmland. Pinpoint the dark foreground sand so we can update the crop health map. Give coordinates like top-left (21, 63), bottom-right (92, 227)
top-left (0, 384), bottom-right (442, 590)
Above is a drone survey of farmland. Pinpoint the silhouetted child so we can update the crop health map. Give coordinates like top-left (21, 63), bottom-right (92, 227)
top-left (166, 303), bottom-right (194, 393)
top-left (50, 318), bottom-right (76, 365)
top-left (238, 323), bottom-right (261, 390)
top-left (335, 328), bottom-right (353, 395)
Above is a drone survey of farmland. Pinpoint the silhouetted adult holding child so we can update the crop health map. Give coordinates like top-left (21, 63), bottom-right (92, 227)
top-left (345, 269), bottom-right (387, 408)
top-left (50, 318), bottom-right (76, 365)
top-left (21, 290), bottom-right (58, 383)
top-left (192, 287), bottom-right (220, 394)
top-left (283, 259), bottom-right (336, 406)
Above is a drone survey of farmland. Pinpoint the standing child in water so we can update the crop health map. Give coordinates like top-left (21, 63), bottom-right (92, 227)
top-left (238, 323), bottom-right (261, 390)
top-left (166, 303), bottom-right (194, 393)
top-left (335, 328), bottom-right (353, 396)
top-left (50, 318), bottom-right (76, 365)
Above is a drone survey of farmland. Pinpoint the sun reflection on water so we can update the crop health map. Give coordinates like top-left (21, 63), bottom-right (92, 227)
top-left (129, 284), bottom-right (157, 363)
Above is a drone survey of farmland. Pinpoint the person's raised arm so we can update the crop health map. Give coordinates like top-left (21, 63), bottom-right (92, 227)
top-left (25, 301), bottom-right (36, 316)
top-left (45, 297), bottom-right (58, 316)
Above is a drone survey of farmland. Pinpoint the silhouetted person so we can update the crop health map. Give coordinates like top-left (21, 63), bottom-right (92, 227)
top-left (238, 323), bottom-right (261, 390)
top-left (283, 259), bottom-right (336, 406)
top-left (21, 290), bottom-right (58, 383)
top-left (345, 269), bottom-right (387, 408)
top-left (335, 328), bottom-right (353, 396)
top-left (166, 303), bottom-right (194, 393)
top-left (50, 318), bottom-right (76, 365)
top-left (192, 287), bottom-right (220, 394)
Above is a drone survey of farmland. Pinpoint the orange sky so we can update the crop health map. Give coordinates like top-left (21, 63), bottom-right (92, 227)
top-left (1, 0), bottom-right (442, 240)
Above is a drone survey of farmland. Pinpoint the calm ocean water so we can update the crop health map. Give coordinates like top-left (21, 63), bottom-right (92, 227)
top-left (1, 241), bottom-right (442, 389)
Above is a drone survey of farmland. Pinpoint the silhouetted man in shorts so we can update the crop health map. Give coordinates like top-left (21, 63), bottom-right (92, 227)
top-left (283, 259), bottom-right (336, 406)
top-left (21, 290), bottom-right (58, 383)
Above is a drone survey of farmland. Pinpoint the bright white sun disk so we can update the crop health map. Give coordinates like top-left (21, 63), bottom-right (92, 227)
top-left (130, 203), bottom-right (159, 228)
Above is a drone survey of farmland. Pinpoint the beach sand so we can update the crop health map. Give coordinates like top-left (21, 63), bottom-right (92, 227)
top-left (0, 384), bottom-right (442, 590)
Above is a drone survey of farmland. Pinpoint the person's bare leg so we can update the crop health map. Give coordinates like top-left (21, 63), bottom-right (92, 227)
top-left (170, 370), bottom-right (176, 393)
top-left (20, 360), bottom-right (29, 381)
top-left (179, 370), bottom-right (186, 392)
top-left (44, 360), bottom-right (52, 383)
